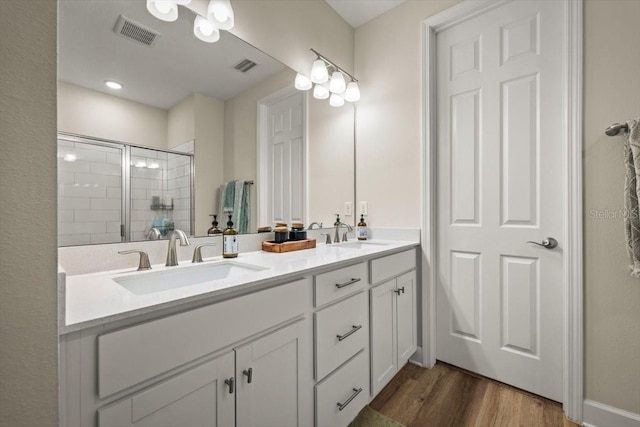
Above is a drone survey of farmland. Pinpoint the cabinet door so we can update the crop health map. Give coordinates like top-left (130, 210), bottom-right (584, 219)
top-left (396, 270), bottom-right (417, 367)
top-left (235, 321), bottom-right (303, 427)
top-left (98, 352), bottom-right (235, 427)
top-left (370, 279), bottom-right (397, 396)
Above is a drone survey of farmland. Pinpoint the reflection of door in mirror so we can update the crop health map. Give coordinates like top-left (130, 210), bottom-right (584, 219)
top-left (258, 89), bottom-right (305, 227)
top-left (57, 134), bottom-right (193, 246)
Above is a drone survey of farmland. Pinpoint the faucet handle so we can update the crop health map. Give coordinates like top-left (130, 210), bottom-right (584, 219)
top-left (118, 250), bottom-right (151, 271)
top-left (321, 232), bottom-right (332, 244)
top-left (192, 243), bottom-right (217, 263)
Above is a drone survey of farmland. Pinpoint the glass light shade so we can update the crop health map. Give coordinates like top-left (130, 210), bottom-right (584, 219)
top-left (146, 0), bottom-right (178, 22)
top-left (313, 84), bottom-right (330, 100)
top-left (310, 59), bottom-right (329, 84)
top-left (294, 73), bottom-right (312, 91)
top-left (344, 81), bottom-right (361, 102)
top-left (194, 15), bottom-right (220, 43)
top-left (208, 0), bottom-right (235, 30)
top-left (176, 0), bottom-right (192, 4)
top-left (329, 71), bottom-right (346, 94)
top-left (329, 93), bottom-right (345, 107)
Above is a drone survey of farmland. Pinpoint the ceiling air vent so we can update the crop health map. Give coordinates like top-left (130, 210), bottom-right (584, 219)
top-left (234, 59), bottom-right (259, 73)
top-left (114, 15), bottom-right (160, 47)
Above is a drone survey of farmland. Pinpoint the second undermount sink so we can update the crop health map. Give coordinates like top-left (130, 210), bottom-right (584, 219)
top-left (332, 241), bottom-right (391, 250)
top-left (114, 261), bottom-right (269, 295)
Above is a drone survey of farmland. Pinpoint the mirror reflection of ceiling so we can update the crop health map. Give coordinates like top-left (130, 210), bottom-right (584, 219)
top-left (58, 0), bottom-right (286, 110)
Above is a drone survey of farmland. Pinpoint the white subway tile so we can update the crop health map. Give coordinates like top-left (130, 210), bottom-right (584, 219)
top-left (58, 209), bottom-right (74, 223)
top-left (91, 162), bottom-right (121, 176)
top-left (58, 185), bottom-right (107, 199)
top-left (58, 197), bottom-right (91, 210)
top-left (90, 198), bottom-right (121, 211)
top-left (74, 210), bottom-right (120, 222)
top-left (106, 187), bottom-right (121, 199)
top-left (90, 233), bottom-right (121, 244)
top-left (107, 221), bottom-right (122, 233)
top-left (58, 234), bottom-right (91, 246)
top-left (58, 159), bottom-right (91, 173)
top-left (59, 221), bottom-right (106, 235)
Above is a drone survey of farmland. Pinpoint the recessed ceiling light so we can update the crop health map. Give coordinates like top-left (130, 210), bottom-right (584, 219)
top-left (105, 81), bottom-right (123, 90)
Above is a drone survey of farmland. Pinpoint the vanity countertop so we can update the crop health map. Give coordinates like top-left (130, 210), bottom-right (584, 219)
top-left (61, 239), bottom-right (419, 334)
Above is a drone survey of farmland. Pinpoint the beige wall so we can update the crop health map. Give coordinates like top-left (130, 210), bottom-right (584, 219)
top-left (58, 81), bottom-right (168, 149)
top-left (0, 1), bottom-right (59, 426)
top-left (583, 0), bottom-right (640, 413)
top-left (355, 0), bottom-right (640, 414)
top-left (194, 94), bottom-right (225, 235)
top-left (168, 94), bottom-right (196, 148)
top-left (230, 0), bottom-right (354, 76)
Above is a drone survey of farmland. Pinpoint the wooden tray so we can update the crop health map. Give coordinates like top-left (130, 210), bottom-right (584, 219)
top-left (262, 238), bottom-right (316, 253)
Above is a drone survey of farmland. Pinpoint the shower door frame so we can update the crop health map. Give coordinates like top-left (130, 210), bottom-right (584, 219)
top-left (58, 133), bottom-right (195, 243)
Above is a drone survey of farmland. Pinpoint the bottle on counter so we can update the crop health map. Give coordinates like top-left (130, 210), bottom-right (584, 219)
top-left (208, 214), bottom-right (223, 236)
top-left (223, 214), bottom-right (238, 258)
top-left (357, 214), bottom-right (368, 241)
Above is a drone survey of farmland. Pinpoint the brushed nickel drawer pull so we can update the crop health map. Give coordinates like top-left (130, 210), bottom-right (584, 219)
top-left (337, 387), bottom-right (363, 411)
top-left (243, 367), bottom-right (253, 384)
top-left (224, 377), bottom-right (234, 394)
top-left (335, 278), bottom-right (361, 289)
top-left (337, 325), bottom-right (362, 342)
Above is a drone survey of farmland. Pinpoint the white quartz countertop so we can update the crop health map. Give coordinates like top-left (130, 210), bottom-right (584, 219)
top-left (61, 239), bottom-right (418, 334)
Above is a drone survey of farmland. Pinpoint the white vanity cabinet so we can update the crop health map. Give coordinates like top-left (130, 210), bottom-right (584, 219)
top-left (60, 243), bottom-right (420, 427)
top-left (370, 250), bottom-right (418, 395)
top-left (98, 352), bottom-right (235, 427)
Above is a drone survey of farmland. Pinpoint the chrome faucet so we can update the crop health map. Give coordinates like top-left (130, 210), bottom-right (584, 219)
top-left (307, 222), bottom-right (323, 230)
top-left (166, 229), bottom-right (190, 266)
top-left (147, 227), bottom-right (161, 240)
top-left (336, 222), bottom-right (353, 242)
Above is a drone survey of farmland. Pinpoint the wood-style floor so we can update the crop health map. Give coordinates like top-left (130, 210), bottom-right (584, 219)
top-left (370, 362), bottom-right (579, 427)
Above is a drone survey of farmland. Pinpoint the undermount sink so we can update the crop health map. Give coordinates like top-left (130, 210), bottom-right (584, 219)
top-left (114, 261), bottom-right (269, 295)
top-left (331, 241), bottom-right (391, 250)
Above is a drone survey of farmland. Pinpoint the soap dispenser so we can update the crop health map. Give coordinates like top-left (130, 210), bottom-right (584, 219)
top-left (208, 214), bottom-right (223, 236)
top-left (223, 214), bottom-right (238, 258)
top-left (357, 214), bottom-right (368, 241)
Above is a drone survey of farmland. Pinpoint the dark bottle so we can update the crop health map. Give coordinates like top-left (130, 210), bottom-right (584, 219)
top-left (357, 214), bottom-right (368, 241)
top-left (208, 214), bottom-right (223, 236)
top-left (223, 214), bottom-right (238, 258)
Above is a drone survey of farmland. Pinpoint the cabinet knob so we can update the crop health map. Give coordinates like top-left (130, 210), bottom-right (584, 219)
top-left (243, 367), bottom-right (253, 384)
top-left (224, 377), bottom-right (234, 394)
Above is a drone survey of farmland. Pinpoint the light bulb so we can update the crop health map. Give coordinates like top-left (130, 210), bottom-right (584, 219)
top-left (310, 59), bottom-right (329, 84)
top-left (208, 0), bottom-right (235, 30)
top-left (313, 84), bottom-right (330, 100)
top-left (329, 71), bottom-right (346, 94)
top-left (295, 73), bottom-right (312, 91)
top-left (194, 15), bottom-right (220, 43)
top-left (146, 0), bottom-right (178, 22)
top-left (105, 81), bottom-right (123, 90)
top-left (329, 93), bottom-right (344, 107)
top-left (344, 81), bottom-right (360, 102)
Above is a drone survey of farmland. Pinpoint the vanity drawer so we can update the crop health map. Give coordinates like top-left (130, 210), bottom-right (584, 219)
top-left (314, 262), bottom-right (367, 307)
top-left (370, 248), bottom-right (416, 284)
top-left (315, 350), bottom-right (369, 427)
top-left (97, 278), bottom-right (311, 399)
top-left (315, 291), bottom-right (368, 380)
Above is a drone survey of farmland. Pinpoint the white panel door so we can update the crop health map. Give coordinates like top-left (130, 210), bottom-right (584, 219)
top-left (266, 92), bottom-right (304, 225)
top-left (235, 322), bottom-right (302, 427)
top-left (98, 353), bottom-right (235, 427)
top-left (436, 0), bottom-right (564, 401)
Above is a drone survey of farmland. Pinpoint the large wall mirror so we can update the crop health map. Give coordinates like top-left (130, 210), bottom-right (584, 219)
top-left (57, 0), bottom-right (355, 246)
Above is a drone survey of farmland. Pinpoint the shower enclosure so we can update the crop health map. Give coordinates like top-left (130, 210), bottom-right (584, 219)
top-left (57, 134), bottom-right (194, 246)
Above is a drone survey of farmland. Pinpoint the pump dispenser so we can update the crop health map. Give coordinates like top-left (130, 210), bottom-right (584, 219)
top-left (357, 214), bottom-right (368, 240)
top-left (222, 214), bottom-right (238, 258)
top-left (208, 214), bottom-right (223, 236)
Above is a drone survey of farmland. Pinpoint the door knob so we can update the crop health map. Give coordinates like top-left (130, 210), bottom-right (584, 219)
top-left (526, 237), bottom-right (558, 249)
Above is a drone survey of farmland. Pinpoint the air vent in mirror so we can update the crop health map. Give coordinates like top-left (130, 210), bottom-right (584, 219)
top-left (114, 15), bottom-right (160, 47)
top-left (234, 59), bottom-right (259, 73)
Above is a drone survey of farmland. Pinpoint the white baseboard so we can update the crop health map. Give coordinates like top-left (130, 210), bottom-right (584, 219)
top-left (583, 399), bottom-right (640, 427)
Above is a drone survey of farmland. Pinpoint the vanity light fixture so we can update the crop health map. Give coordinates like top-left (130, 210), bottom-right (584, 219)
top-left (294, 73), bottom-right (312, 91)
top-left (313, 83), bottom-right (330, 100)
top-left (105, 80), bottom-right (123, 90)
top-left (146, 0), bottom-right (233, 44)
top-left (296, 48), bottom-right (360, 107)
